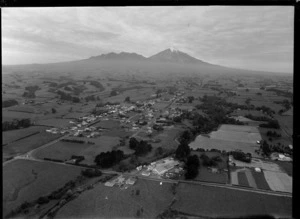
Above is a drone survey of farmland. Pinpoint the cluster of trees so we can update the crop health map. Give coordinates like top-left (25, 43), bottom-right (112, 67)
top-left (229, 150), bottom-right (251, 163)
top-left (57, 81), bottom-right (76, 89)
top-left (175, 142), bottom-right (191, 160)
top-left (260, 140), bottom-right (292, 156)
top-left (259, 120), bottom-right (280, 129)
top-left (185, 155), bottom-right (200, 179)
top-left (200, 154), bottom-right (222, 167)
top-left (23, 85), bottom-right (40, 98)
top-left (274, 99), bottom-right (292, 115)
top-left (85, 95), bottom-right (97, 102)
top-left (124, 96), bottom-right (131, 102)
top-left (89, 81), bottom-right (105, 91)
top-left (81, 168), bottom-right (102, 177)
top-left (91, 108), bottom-right (108, 115)
top-left (255, 106), bottom-right (275, 116)
top-left (70, 155), bottom-right (85, 164)
top-left (187, 96), bottom-right (195, 103)
top-left (64, 86), bottom-right (72, 91)
top-left (110, 90), bottom-right (118, 96)
top-left (61, 139), bottom-right (85, 144)
top-left (266, 131), bottom-right (281, 138)
top-left (94, 150), bottom-right (125, 168)
top-left (72, 85), bottom-right (86, 96)
top-left (57, 90), bottom-right (80, 103)
top-left (3, 118), bottom-right (32, 131)
top-left (3, 99), bottom-right (18, 108)
top-left (267, 88), bottom-right (293, 98)
top-left (244, 114), bottom-right (270, 122)
top-left (129, 137), bottom-right (152, 156)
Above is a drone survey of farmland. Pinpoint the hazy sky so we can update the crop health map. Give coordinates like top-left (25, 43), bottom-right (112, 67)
top-left (2, 6), bottom-right (294, 73)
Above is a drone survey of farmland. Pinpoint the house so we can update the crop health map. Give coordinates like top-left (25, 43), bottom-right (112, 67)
top-left (104, 181), bottom-right (115, 187)
top-left (125, 177), bottom-right (137, 185)
top-left (141, 171), bottom-right (150, 176)
top-left (255, 167), bottom-right (262, 172)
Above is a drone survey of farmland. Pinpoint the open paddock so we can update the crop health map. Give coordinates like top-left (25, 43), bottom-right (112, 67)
top-left (264, 171), bottom-right (292, 193)
top-left (55, 179), bottom-right (174, 219)
top-left (251, 169), bottom-right (271, 190)
top-left (3, 126), bottom-right (49, 145)
top-left (2, 110), bottom-right (41, 122)
top-left (34, 136), bottom-right (121, 165)
top-left (94, 119), bottom-right (120, 129)
top-left (35, 118), bottom-right (73, 128)
top-left (3, 132), bottom-right (62, 161)
top-left (190, 136), bottom-right (260, 157)
top-left (3, 159), bottom-right (82, 217)
top-left (173, 182), bottom-right (292, 218)
top-left (151, 126), bottom-right (183, 150)
top-left (237, 171), bottom-right (250, 187)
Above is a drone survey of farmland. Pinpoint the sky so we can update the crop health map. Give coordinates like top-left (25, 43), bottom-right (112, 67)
top-left (2, 6), bottom-right (294, 73)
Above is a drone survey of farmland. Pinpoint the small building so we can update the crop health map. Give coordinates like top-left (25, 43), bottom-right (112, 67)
top-left (141, 171), bottom-right (150, 176)
top-left (104, 181), bottom-right (115, 187)
top-left (125, 177), bottom-right (137, 185)
top-left (255, 167), bottom-right (262, 172)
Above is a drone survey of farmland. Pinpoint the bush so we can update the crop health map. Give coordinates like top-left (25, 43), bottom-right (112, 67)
top-left (3, 99), bottom-right (18, 108)
top-left (37, 196), bottom-right (49, 204)
top-left (81, 168), bottom-right (102, 177)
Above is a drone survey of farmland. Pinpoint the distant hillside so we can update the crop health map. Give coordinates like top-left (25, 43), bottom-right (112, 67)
top-left (2, 48), bottom-right (283, 77)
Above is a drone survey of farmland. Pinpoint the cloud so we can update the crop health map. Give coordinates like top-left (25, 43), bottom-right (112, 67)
top-left (2, 6), bottom-right (293, 73)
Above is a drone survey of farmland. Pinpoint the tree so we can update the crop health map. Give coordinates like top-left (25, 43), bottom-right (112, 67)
top-left (129, 137), bottom-right (139, 150)
top-left (187, 96), bottom-right (195, 103)
top-left (52, 108), bottom-right (56, 114)
top-left (175, 143), bottom-right (190, 160)
top-left (155, 147), bottom-right (164, 156)
top-left (185, 155), bottom-right (200, 179)
top-left (110, 90), bottom-right (118, 96)
top-left (125, 96), bottom-right (131, 102)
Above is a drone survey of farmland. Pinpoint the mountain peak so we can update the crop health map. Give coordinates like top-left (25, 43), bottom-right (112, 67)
top-left (88, 51), bottom-right (146, 61)
top-left (169, 47), bottom-right (179, 53)
top-left (149, 48), bottom-right (206, 64)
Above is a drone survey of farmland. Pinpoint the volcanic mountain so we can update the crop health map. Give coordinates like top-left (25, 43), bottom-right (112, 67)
top-left (148, 48), bottom-right (209, 64)
top-left (2, 48), bottom-right (276, 77)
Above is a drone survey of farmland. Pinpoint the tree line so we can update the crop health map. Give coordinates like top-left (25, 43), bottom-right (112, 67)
top-left (3, 118), bottom-right (32, 131)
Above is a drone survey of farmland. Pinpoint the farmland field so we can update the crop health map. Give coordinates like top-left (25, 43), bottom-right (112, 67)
top-left (34, 136), bottom-right (121, 165)
top-left (251, 169), bottom-right (271, 190)
top-left (35, 118), bottom-right (73, 128)
top-left (3, 132), bottom-right (62, 161)
top-left (173, 183), bottom-right (292, 218)
top-left (3, 159), bottom-right (82, 217)
top-left (55, 179), bottom-right (174, 218)
top-left (264, 171), bottom-right (292, 193)
top-left (3, 126), bottom-right (50, 145)
top-left (237, 172), bottom-right (250, 187)
top-left (190, 136), bottom-right (260, 157)
top-left (2, 110), bottom-right (41, 122)
top-left (94, 119), bottom-right (120, 129)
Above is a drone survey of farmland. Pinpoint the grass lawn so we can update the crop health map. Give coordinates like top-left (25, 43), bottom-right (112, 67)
top-left (274, 161), bottom-right (293, 177)
top-left (3, 159), bottom-right (82, 217)
top-left (251, 169), bottom-right (271, 190)
top-left (2, 126), bottom-right (49, 145)
top-left (34, 136), bottom-right (120, 165)
top-left (3, 132), bottom-right (62, 161)
top-left (55, 179), bottom-right (174, 219)
top-left (173, 182), bottom-right (292, 218)
top-left (237, 171), bottom-right (250, 187)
